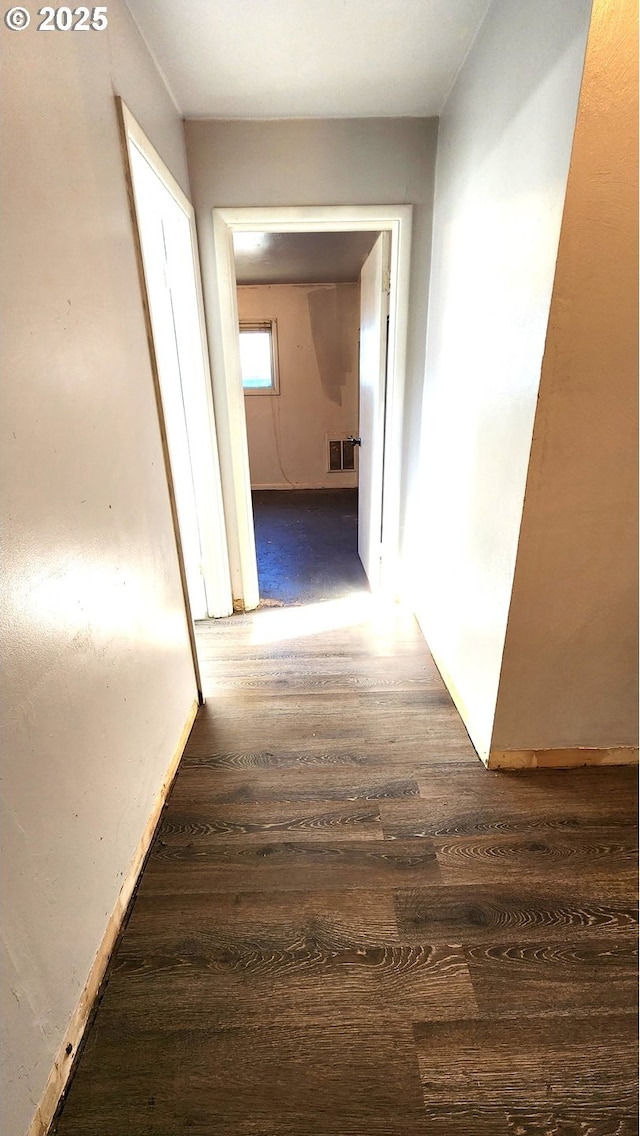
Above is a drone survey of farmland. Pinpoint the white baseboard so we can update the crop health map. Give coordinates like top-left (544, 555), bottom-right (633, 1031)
top-left (250, 482), bottom-right (357, 490)
top-left (28, 697), bottom-right (199, 1136)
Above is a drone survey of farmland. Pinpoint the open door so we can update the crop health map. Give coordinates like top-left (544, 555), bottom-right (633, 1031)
top-left (120, 102), bottom-right (233, 622)
top-left (358, 232), bottom-right (390, 589)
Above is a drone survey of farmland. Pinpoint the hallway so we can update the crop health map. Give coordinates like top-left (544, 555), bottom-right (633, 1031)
top-left (52, 604), bottom-right (638, 1135)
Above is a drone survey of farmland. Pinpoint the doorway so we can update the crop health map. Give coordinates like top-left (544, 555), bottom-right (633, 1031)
top-left (234, 230), bottom-right (379, 606)
top-left (250, 490), bottom-right (368, 606)
top-left (210, 206), bottom-right (413, 612)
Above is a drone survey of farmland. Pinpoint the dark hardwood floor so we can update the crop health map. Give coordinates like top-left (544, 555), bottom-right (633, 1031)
top-left (53, 601), bottom-right (639, 1136)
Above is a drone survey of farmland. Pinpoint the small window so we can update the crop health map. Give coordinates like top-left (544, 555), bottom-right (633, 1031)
top-left (239, 320), bottom-right (279, 394)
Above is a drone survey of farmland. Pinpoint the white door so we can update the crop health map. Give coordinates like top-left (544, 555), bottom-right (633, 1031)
top-left (127, 142), bottom-right (233, 620)
top-left (358, 232), bottom-right (390, 589)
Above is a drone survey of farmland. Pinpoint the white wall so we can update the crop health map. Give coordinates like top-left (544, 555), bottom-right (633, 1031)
top-left (0, 5), bottom-right (196, 1133)
top-left (185, 117), bottom-right (438, 541)
top-left (492, 0), bottom-right (638, 754)
top-left (238, 284), bottom-right (359, 489)
top-left (408, 0), bottom-right (593, 760)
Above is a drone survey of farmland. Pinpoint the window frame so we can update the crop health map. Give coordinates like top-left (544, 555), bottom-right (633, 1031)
top-left (238, 319), bottom-right (280, 396)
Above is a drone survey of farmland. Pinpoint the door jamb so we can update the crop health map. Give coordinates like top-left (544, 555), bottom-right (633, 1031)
top-left (211, 204), bottom-right (413, 605)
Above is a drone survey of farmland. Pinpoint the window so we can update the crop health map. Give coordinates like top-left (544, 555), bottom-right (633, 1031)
top-left (239, 320), bottom-right (279, 394)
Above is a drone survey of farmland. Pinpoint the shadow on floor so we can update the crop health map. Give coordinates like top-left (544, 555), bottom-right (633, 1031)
top-left (252, 489), bottom-right (369, 606)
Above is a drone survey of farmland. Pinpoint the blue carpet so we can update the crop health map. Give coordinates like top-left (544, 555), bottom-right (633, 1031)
top-left (251, 489), bottom-right (369, 606)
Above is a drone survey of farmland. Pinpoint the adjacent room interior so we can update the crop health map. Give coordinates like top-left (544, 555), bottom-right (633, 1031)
top-left (234, 228), bottom-right (377, 606)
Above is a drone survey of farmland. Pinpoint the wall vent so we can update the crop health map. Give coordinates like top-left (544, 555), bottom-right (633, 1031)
top-left (327, 436), bottom-right (356, 473)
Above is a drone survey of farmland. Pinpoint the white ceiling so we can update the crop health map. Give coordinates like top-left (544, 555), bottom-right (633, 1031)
top-left (124, 0), bottom-right (492, 119)
top-left (233, 231), bottom-right (378, 285)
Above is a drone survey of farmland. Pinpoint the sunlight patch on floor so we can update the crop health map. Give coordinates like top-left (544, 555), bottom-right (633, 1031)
top-left (249, 589), bottom-right (410, 646)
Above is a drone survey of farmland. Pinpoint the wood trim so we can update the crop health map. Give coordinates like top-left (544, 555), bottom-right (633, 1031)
top-left (115, 96), bottom-right (204, 693)
top-left (380, 211), bottom-right (412, 599)
top-left (217, 204), bottom-right (412, 232)
top-left (118, 99), bottom-right (193, 216)
top-left (28, 698), bottom-right (199, 1136)
top-left (211, 204), bottom-right (412, 610)
top-left (249, 482), bottom-right (358, 491)
top-left (487, 746), bottom-right (639, 770)
top-left (118, 97), bottom-right (235, 622)
top-left (211, 210), bottom-right (261, 611)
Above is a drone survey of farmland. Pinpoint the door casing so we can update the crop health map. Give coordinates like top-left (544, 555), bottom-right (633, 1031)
top-left (210, 205), bottom-right (413, 608)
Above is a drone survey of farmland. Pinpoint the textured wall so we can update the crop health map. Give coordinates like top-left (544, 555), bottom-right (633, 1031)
top-left (0, 4), bottom-right (196, 1132)
top-left (408, 0), bottom-right (593, 760)
top-left (239, 284), bottom-right (359, 489)
top-left (492, 0), bottom-right (639, 753)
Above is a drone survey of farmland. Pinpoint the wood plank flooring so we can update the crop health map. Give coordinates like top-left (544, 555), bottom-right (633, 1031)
top-left (52, 601), bottom-right (638, 1136)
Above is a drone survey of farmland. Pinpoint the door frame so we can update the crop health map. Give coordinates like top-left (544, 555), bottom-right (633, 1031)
top-left (211, 204), bottom-right (413, 605)
top-left (357, 229), bottom-right (391, 592)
